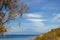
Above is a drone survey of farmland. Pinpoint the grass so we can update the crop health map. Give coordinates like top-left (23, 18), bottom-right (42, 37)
top-left (35, 27), bottom-right (60, 40)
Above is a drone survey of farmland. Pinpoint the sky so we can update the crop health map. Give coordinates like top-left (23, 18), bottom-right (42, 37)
top-left (5, 0), bottom-right (60, 35)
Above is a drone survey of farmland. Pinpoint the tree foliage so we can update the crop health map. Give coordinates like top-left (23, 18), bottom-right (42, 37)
top-left (0, 0), bottom-right (29, 34)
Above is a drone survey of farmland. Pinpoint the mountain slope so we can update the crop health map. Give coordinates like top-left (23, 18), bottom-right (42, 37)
top-left (35, 27), bottom-right (60, 40)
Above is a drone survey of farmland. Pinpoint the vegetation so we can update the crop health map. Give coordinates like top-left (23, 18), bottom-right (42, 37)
top-left (35, 27), bottom-right (60, 40)
top-left (0, 0), bottom-right (29, 35)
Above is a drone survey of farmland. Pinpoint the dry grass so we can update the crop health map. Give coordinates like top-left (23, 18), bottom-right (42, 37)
top-left (35, 27), bottom-right (60, 40)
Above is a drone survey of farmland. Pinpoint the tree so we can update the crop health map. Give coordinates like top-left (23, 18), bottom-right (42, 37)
top-left (0, 0), bottom-right (29, 35)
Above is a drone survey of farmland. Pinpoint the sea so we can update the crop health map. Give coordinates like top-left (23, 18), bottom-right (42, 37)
top-left (0, 35), bottom-right (38, 40)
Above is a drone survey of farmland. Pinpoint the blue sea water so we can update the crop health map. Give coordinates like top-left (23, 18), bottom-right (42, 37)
top-left (0, 35), bottom-right (37, 40)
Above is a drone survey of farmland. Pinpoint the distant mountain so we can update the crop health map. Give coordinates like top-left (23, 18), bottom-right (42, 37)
top-left (35, 27), bottom-right (60, 40)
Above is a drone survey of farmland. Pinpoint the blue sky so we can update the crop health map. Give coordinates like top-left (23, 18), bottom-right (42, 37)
top-left (5, 0), bottom-right (60, 35)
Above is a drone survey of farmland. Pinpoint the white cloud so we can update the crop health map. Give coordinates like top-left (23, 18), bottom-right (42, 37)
top-left (26, 16), bottom-right (47, 33)
top-left (23, 13), bottom-right (43, 19)
top-left (34, 26), bottom-right (50, 33)
top-left (30, 20), bottom-right (47, 32)
top-left (7, 26), bottom-right (25, 33)
top-left (26, 14), bottom-right (42, 18)
top-left (27, 19), bottom-right (46, 22)
top-left (5, 12), bottom-right (49, 34)
top-left (52, 14), bottom-right (60, 21)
